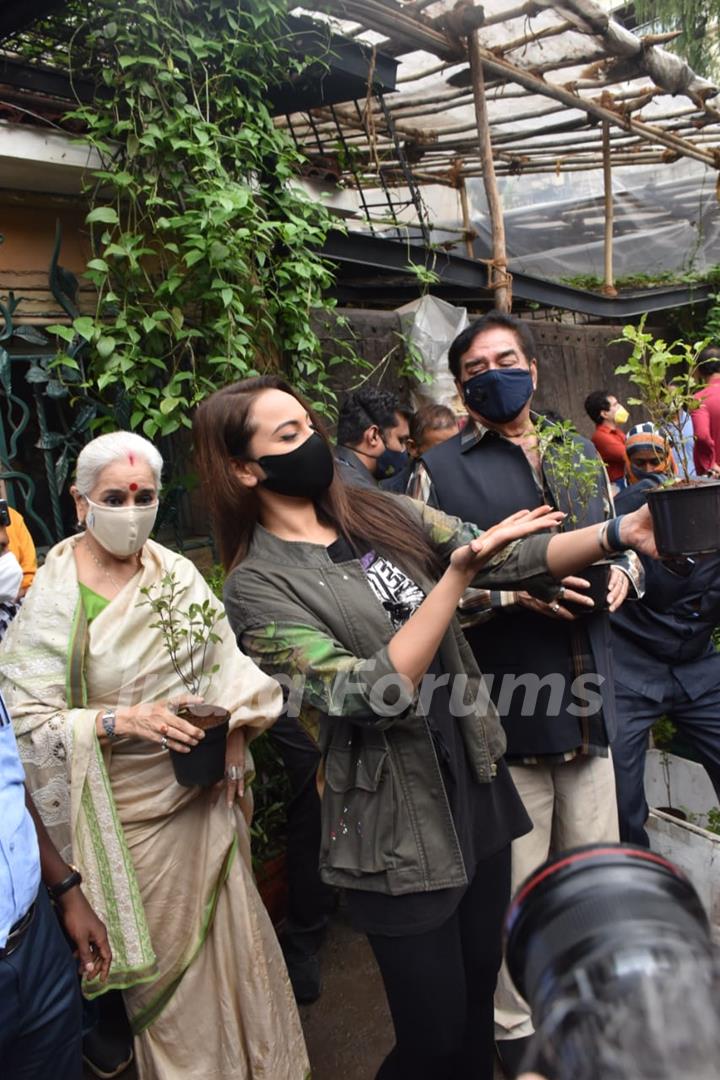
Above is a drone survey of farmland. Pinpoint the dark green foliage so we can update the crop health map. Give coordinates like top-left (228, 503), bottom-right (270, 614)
top-left (31, 0), bottom-right (349, 432)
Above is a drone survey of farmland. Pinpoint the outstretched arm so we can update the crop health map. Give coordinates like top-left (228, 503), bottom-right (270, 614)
top-left (388, 502), bottom-right (656, 688)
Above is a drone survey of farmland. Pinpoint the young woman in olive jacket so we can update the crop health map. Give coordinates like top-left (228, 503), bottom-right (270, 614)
top-left (193, 376), bottom-right (657, 1080)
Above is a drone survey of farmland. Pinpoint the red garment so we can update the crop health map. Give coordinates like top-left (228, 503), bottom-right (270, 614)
top-left (692, 381), bottom-right (720, 474)
top-left (591, 423), bottom-right (626, 481)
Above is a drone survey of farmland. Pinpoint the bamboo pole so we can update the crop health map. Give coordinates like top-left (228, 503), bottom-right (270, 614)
top-left (458, 178), bottom-right (476, 259)
top-left (601, 121), bottom-right (617, 297)
top-left (468, 29), bottom-right (511, 312)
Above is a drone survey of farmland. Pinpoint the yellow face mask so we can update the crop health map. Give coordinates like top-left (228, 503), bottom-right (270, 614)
top-left (613, 404), bottom-right (629, 425)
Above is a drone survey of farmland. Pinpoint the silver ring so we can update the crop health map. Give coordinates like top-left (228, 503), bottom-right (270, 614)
top-left (551, 601), bottom-right (561, 613)
top-left (161, 735), bottom-right (169, 751)
top-left (225, 764), bottom-right (243, 781)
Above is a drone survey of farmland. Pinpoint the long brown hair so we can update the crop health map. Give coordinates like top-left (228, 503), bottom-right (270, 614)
top-left (192, 375), bottom-right (442, 579)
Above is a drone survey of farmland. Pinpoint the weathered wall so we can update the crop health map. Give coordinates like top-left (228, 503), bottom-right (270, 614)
top-left (528, 320), bottom-right (648, 436)
top-left (0, 192), bottom-right (94, 322)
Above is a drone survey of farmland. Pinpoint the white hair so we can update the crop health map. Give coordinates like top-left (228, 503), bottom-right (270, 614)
top-left (75, 431), bottom-right (163, 495)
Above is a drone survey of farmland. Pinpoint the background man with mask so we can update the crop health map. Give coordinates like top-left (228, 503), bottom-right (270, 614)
top-left (334, 387), bottom-right (410, 489)
top-left (584, 389), bottom-right (630, 488)
top-left (410, 311), bottom-right (641, 1076)
top-left (383, 401), bottom-right (460, 495)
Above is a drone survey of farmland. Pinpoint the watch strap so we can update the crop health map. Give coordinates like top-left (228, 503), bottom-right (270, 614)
top-left (48, 864), bottom-right (83, 902)
top-left (101, 708), bottom-right (117, 739)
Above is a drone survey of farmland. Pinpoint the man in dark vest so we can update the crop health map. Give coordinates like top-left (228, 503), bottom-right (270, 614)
top-left (410, 311), bottom-right (642, 1076)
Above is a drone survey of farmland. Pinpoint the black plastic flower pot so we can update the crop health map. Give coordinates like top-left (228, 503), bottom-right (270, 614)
top-left (646, 480), bottom-right (720, 557)
top-left (170, 705), bottom-right (230, 788)
top-left (563, 561), bottom-right (612, 617)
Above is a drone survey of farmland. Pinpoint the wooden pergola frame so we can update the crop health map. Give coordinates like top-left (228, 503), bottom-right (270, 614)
top-left (280, 0), bottom-right (720, 307)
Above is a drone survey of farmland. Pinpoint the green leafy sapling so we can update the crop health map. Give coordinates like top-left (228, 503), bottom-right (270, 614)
top-left (652, 716), bottom-right (678, 810)
top-left (139, 572), bottom-right (224, 698)
top-left (705, 806), bottom-right (720, 837)
top-left (535, 416), bottom-right (605, 527)
top-left (615, 315), bottom-right (709, 481)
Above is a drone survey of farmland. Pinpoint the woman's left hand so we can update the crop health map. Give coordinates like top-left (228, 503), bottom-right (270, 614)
top-left (450, 505), bottom-right (566, 579)
top-left (219, 726), bottom-right (246, 808)
top-left (619, 503), bottom-right (658, 558)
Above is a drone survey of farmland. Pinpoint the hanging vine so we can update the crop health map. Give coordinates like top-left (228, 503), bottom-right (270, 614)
top-left (38, 0), bottom-right (348, 436)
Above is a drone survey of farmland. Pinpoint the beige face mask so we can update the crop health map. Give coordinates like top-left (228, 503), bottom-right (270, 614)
top-left (613, 404), bottom-right (630, 425)
top-left (84, 497), bottom-right (158, 557)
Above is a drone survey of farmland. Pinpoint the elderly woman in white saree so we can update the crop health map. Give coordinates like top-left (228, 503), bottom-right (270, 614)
top-left (0, 431), bottom-right (309, 1080)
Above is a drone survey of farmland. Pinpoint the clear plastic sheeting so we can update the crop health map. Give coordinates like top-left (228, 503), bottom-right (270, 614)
top-left (281, 1), bottom-right (720, 295)
top-left (397, 295), bottom-right (468, 408)
top-left (465, 159), bottom-right (720, 282)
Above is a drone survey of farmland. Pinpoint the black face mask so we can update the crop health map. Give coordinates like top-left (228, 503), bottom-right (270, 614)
top-left (462, 368), bottom-right (534, 424)
top-left (252, 431), bottom-right (335, 499)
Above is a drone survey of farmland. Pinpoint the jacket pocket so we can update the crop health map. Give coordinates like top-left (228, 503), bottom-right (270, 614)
top-left (320, 746), bottom-right (395, 876)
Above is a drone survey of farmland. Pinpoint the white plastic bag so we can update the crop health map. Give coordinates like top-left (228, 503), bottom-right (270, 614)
top-left (396, 295), bottom-right (468, 411)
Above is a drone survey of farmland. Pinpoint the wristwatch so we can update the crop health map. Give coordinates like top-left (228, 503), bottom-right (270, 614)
top-left (101, 708), bottom-right (117, 739)
top-left (48, 864), bottom-right (83, 902)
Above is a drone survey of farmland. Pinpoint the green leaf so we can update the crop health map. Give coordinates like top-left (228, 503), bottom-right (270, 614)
top-left (73, 317), bottom-right (96, 342)
top-left (86, 258), bottom-right (109, 273)
top-left (159, 396), bottom-right (180, 415)
top-left (46, 324), bottom-right (75, 343)
top-left (86, 207), bottom-right (119, 225)
top-left (96, 336), bottom-right (116, 359)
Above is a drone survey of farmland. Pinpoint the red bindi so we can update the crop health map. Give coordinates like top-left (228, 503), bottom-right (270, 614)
top-left (129, 482), bottom-right (138, 491)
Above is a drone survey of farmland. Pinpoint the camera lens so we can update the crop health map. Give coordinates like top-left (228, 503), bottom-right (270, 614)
top-left (505, 843), bottom-right (710, 1020)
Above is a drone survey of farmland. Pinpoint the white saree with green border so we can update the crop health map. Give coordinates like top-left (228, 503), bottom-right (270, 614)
top-left (0, 537), bottom-right (309, 1079)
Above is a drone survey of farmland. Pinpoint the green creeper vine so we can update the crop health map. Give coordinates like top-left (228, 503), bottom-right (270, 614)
top-left (45, 0), bottom-right (348, 437)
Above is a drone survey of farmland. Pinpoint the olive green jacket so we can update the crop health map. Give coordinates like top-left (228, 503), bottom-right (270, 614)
top-left (224, 497), bottom-right (558, 896)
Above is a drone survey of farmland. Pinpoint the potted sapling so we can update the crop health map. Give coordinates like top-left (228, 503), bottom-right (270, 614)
top-left (615, 317), bottom-right (720, 556)
top-left (139, 572), bottom-right (230, 787)
top-left (535, 415), bottom-right (610, 614)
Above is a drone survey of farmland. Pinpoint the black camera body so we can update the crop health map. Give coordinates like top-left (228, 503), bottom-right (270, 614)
top-left (505, 844), bottom-right (718, 1080)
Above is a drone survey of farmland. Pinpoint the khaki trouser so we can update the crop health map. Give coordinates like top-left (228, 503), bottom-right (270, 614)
top-left (494, 753), bottom-right (620, 1041)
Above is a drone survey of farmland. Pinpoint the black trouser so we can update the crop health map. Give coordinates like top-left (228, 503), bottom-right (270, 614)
top-left (613, 671), bottom-right (720, 845)
top-left (268, 715), bottom-right (335, 958)
top-left (0, 887), bottom-right (83, 1080)
top-left (368, 844), bottom-right (511, 1080)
